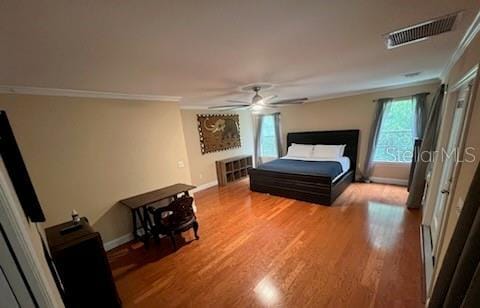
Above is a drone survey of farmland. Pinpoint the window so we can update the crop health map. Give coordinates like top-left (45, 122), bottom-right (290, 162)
top-left (259, 115), bottom-right (279, 158)
top-left (374, 98), bottom-right (416, 163)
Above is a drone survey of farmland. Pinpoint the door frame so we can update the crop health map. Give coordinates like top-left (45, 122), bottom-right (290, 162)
top-left (422, 65), bottom-right (479, 225)
top-left (0, 157), bottom-right (64, 308)
top-left (430, 81), bottom-right (472, 253)
top-left (432, 66), bottom-right (478, 257)
top-left (424, 64), bottom-right (479, 297)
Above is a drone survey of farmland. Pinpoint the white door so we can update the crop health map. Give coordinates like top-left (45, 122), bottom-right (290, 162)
top-left (0, 267), bottom-right (20, 308)
top-left (0, 226), bottom-right (36, 308)
top-left (430, 84), bottom-right (471, 254)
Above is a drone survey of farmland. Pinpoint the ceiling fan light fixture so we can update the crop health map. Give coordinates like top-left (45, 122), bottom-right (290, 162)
top-left (252, 93), bottom-right (263, 104)
top-left (251, 104), bottom-right (264, 111)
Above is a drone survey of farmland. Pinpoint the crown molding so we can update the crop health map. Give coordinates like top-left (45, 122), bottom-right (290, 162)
top-left (303, 78), bottom-right (440, 103)
top-left (0, 85), bottom-right (182, 102)
top-left (5, 80), bottom-right (436, 109)
top-left (180, 105), bottom-right (211, 110)
top-left (440, 10), bottom-right (480, 81)
top-left (450, 64), bottom-right (478, 92)
top-left (179, 78), bottom-right (440, 109)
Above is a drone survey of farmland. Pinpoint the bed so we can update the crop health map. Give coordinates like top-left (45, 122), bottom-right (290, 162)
top-left (248, 129), bottom-right (359, 205)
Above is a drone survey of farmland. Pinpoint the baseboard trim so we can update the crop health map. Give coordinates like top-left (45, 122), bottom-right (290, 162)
top-left (103, 233), bottom-right (134, 251)
top-left (191, 180), bottom-right (218, 194)
top-left (369, 176), bottom-right (408, 186)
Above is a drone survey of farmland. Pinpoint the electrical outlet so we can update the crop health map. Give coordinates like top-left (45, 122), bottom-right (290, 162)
top-left (177, 160), bottom-right (185, 168)
top-left (199, 173), bottom-right (203, 179)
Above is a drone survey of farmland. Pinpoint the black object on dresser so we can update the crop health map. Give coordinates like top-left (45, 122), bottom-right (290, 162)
top-left (46, 217), bottom-right (121, 308)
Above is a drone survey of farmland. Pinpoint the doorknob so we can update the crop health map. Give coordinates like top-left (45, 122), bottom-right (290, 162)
top-left (441, 189), bottom-right (450, 194)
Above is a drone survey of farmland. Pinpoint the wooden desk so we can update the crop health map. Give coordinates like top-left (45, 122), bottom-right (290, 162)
top-left (119, 183), bottom-right (196, 244)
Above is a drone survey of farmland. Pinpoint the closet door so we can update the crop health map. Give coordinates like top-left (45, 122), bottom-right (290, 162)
top-left (0, 225), bottom-right (36, 308)
top-left (430, 83), bottom-right (471, 255)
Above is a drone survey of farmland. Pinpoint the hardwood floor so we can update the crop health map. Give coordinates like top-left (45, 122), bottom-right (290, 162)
top-left (107, 180), bottom-right (423, 307)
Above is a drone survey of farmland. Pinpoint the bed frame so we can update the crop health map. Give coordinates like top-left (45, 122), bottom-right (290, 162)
top-left (248, 129), bottom-right (359, 205)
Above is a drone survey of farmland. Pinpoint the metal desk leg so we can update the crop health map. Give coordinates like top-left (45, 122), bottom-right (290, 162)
top-left (140, 206), bottom-right (151, 247)
top-left (144, 207), bottom-right (153, 233)
top-left (131, 208), bottom-right (140, 240)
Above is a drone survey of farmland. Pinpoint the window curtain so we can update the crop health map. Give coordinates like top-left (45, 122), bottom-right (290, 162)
top-left (272, 112), bottom-right (283, 157)
top-left (413, 92), bottom-right (429, 138)
top-left (253, 113), bottom-right (265, 167)
top-left (362, 98), bottom-right (392, 181)
top-left (429, 162), bottom-right (480, 307)
top-left (253, 113), bottom-right (282, 167)
top-left (407, 85), bottom-right (445, 208)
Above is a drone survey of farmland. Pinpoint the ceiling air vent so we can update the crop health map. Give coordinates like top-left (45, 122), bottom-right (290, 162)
top-left (385, 12), bottom-right (461, 49)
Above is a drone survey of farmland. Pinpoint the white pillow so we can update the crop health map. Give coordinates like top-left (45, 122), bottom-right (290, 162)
top-left (286, 144), bottom-right (314, 158)
top-left (312, 144), bottom-right (346, 158)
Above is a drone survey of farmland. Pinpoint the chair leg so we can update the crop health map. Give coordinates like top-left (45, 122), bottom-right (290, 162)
top-left (170, 231), bottom-right (177, 250)
top-left (153, 233), bottom-right (160, 244)
top-left (193, 221), bottom-right (199, 240)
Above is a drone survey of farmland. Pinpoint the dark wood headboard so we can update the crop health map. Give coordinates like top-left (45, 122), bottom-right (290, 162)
top-left (286, 129), bottom-right (360, 180)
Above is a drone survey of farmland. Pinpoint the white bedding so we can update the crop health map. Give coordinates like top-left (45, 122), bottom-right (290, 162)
top-left (280, 156), bottom-right (350, 172)
top-left (286, 143), bottom-right (314, 158)
top-left (312, 144), bottom-right (346, 158)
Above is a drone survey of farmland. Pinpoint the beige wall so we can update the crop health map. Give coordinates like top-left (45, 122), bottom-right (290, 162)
top-left (181, 109), bottom-right (254, 186)
top-left (278, 82), bottom-right (440, 181)
top-left (0, 94), bottom-right (192, 242)
top-left (432, 31), bottom-right (480, 282)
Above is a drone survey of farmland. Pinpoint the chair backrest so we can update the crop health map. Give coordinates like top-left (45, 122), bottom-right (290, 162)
top-left (169, 196), bottom-right (195, 222)
top-left (151, 196), bottom-right (195, 228)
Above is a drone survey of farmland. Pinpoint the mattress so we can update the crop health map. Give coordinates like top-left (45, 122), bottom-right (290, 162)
top-left (256, 158), bottom-right (347, 180)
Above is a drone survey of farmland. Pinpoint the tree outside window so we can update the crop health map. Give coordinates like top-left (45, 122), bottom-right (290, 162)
top-left (374, 98), bottom-right (416, 163)
top-left (260, 115), bottom-right (279, 158)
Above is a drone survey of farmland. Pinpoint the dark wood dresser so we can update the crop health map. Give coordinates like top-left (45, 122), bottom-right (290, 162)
top-left (46, 218), bottom-right (121, 308)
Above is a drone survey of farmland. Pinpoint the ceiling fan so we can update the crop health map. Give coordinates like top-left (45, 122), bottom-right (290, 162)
top-left (208, 85), bottom-right (308, 110)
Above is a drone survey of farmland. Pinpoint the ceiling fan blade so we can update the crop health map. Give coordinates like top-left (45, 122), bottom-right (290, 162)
top-left (208, 104), bottom-right (250, 110)
top-left (258, 95), bottom-right (278, 105)
top-left (269, 98), bottom-right (308, 105)
top-left (226, 100), bottom-right (250, 104)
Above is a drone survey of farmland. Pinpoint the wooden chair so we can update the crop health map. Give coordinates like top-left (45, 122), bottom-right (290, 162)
top-left (148, 196), bottom-right (199, 249)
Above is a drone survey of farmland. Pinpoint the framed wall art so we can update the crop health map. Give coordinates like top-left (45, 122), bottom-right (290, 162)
top-left (197, 114), bottom-right (241, 154)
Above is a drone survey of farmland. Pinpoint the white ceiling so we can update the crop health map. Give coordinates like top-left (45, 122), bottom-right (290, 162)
top-left (1, 1), bottom-right (479, 107)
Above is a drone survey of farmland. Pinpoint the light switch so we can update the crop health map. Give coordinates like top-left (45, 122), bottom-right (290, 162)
top-left (177, 160), bottom-right (185, 168)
